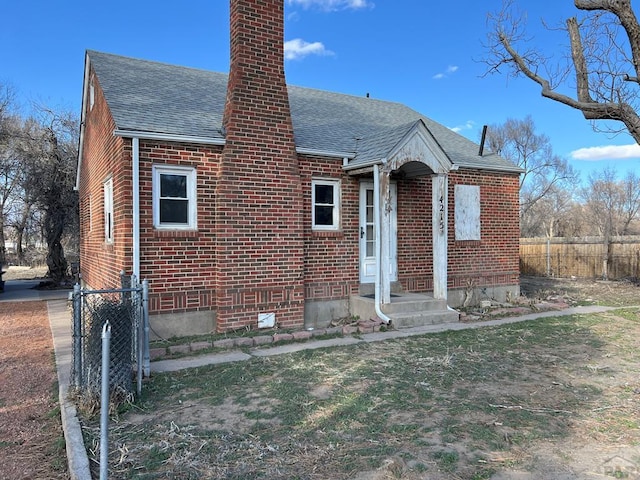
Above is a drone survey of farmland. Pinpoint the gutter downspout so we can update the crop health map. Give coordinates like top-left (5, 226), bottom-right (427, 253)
top-left (373, 164), bottom-right (391, 325)
top-left (132, 137), bottom-right (140, 280)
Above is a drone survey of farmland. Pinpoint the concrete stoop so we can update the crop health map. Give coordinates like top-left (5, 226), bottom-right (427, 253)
top-left (350, 292), bottom-right (460, 329)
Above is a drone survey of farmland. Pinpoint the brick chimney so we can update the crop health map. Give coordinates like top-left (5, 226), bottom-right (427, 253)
top-left (215, 0), bottom-right (305, 332)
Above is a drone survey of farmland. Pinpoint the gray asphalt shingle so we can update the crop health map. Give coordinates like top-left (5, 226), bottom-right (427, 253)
top-left (87, 50), bottom-right (520, 173)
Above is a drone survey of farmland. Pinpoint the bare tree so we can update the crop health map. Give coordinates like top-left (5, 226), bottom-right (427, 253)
top-left (485, 0), bottom-right (640, 143)
top-left (16, 109), bottom-right (78, 283)
top-left (522, 185), bottom-right (578, 237)
top-left (579, 166), bottom-right (640, 278)
top-left (0, 84), bottom-right (20, 267)
top-left (485, 116), bottom-right (578, 233)
top-left (618, 170), bottom-right (640, 233)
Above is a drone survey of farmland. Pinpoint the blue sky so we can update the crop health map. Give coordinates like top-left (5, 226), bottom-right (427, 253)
top-left (2, 0), bottom-right (639, 182)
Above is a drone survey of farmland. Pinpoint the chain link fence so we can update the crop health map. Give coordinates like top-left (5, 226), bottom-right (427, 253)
top-left (70, 273), bottom-right (150, 401)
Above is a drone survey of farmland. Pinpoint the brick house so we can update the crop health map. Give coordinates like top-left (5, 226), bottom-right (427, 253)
top-left (76, 0), bottom-right (522, 338)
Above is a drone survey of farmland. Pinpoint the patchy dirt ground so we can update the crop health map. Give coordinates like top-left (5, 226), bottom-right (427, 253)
top-left (0, 300), bottom-right (68, 480)
top-left (2, 272), bottom-right (637, 479)
top-left (79, 275), bottom-right (640, 480)
top-left (520, 275), bottom-right (640, 308)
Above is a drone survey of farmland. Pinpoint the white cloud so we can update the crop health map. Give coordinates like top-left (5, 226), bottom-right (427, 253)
top-left (287, 0), bottom-right (374, 11)
top-left (451, 120), bottom-right (475, 133)
top-left (284, 38), bottom-right (334, 60)
top-left (570, 144), bottom-right (640, 161)
top-left (433, 65), bottom-right (459, 80)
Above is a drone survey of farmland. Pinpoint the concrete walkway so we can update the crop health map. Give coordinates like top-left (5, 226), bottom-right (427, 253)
top-left (48, 299), bottom-right (92, 480)
top-left (151, 304), bottom-right (619, 373)
top-left (11, 275), bottom-right (616, 480)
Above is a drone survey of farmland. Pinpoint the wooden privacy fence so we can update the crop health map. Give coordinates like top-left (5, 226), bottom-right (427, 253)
top-left (520, 236), bottom-right (640, 279)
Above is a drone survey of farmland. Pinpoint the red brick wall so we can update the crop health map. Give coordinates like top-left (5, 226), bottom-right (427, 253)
top-left (80, 81), bottom-right (520, 325)
top-left (78, 69), bottom-right (132, 291)
top-left (216, 0), bottom-right (304, 331)
top-left (397, 176), bottom-right (434, 291)
top-left (300, 165), bottom-right (521, 303)
top-left (300, 155), bottom-right (360, 301)
top-left (447, 169), bottom-right (521, 289)
top-left (137, 141), bottom-right (221, 317)
top-left (395, 170), bottom-right (520, 293)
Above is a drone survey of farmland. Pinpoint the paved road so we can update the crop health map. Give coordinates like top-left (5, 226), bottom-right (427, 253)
top-left (0, 278), bottom-right (71, 303)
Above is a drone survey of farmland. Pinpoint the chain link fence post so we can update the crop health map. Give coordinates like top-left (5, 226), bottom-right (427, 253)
top-left (99, 321), bottom-right (111, 480)
top-left (142, 279), bottom-right (150, 378)
top-left (72, 283), bottom-right (83, 388)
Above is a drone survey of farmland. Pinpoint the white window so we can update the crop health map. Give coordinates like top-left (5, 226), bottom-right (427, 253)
top-left (312, 179), bottom-right (340, 230)
top-left (103, 177), bottom-right (113, 242)
top-left (89, 75), bottom-right (95, 110)
top-left (153, 165), bottom-right (197, 229)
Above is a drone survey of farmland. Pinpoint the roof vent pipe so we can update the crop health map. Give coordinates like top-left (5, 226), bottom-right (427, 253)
top-left (478, 125), bottom-right (488, 156)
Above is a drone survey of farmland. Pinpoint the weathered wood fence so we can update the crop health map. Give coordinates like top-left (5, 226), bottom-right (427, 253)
top-left (520, 236), bottom-right (640, 279)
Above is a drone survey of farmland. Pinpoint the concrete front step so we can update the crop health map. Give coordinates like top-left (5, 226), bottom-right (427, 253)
top-left (350, 293), bottom-right (459, 328)
top-left (388, 309), bottom-right (460, 328)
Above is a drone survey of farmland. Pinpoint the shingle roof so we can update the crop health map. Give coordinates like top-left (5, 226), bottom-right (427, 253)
top-left (87, 50), bottom-right (521, 173)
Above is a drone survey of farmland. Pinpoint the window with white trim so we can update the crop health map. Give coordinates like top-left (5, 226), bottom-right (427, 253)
top-left (103, 177), bottom-right (113, 242)
top-left (312, 179), bottom-right (340, 230)
top-left (153, 165), bottom-right (197, 229)
top-left (89, 75), bottom-right (95, 110)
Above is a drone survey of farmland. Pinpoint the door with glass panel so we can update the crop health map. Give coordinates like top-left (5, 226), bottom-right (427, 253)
top-left (359, 182), bottom-right (397, 283)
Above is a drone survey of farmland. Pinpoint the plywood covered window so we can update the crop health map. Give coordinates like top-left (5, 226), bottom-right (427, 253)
top-left (455, 185), bottom-right (480, 240)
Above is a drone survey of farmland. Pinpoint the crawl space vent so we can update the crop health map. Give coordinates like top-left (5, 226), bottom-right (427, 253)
top-left (258, 312), bottom-right (275, 329)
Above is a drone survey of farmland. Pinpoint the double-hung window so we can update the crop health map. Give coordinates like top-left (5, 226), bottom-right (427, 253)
top-left (103, 177), bottom-right (113, 243)
top-left (153, 165), bottom-right (197, 229)
top-left (312, 179), bottom-right (340, 231)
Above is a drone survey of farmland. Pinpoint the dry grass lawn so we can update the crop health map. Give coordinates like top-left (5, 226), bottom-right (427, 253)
top-left (78, 277), bottom-right (640, 479)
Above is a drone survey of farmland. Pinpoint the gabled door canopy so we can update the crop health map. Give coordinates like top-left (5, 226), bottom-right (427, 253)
top-left (343, 119), bottom-right (457, 177)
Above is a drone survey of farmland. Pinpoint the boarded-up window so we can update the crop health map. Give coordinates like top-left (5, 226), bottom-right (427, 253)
top-left (455, 185), bottom-right (480, 240)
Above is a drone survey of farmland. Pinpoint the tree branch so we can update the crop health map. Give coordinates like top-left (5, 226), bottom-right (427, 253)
top-left (567, 17), bottom-right (593, 103)
top-left (498, 26), bottom-right (640, 143)
top-left (575, 0), bottom-right (640, 79)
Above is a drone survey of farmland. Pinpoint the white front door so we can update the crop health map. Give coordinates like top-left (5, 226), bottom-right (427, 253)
top-left (359, 182), bottom-right (397, 283)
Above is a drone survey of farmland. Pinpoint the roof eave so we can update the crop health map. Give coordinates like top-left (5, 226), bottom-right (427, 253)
top-left (455, 163), bottom-right (525, 174)
top-left (113, 129), bottom-right (226, 145)
top-left (75, 52), bottom-right (91, 191)
top-left (113, 130), bottom-right (358, 161)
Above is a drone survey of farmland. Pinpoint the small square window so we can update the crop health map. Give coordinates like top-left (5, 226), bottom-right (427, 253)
top-left (312, 179), bottom-right (340, 230)
top-left (153, 165), bottom-right (197, 229)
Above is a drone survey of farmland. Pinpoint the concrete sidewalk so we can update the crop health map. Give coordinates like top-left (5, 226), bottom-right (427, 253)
top-left (43, 298), bottom-right (619, 480)
top-left (48, 299), bottom-right (92, 480)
